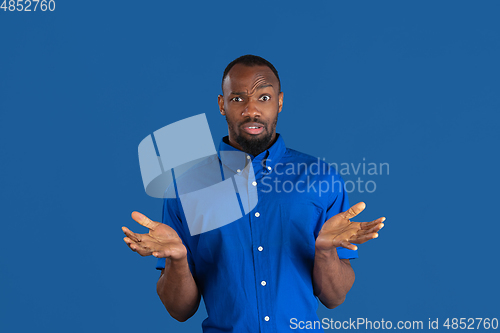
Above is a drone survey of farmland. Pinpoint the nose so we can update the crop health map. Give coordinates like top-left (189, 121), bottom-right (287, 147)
top-left (241, 100), bottom-right (261, 118)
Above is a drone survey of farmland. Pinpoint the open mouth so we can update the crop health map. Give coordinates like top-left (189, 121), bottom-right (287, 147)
top-left (242, 123), bottom-right (265, 135)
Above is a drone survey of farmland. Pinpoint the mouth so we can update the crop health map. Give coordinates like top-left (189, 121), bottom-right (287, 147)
top-left (241, 122), bottom-right (265, 135)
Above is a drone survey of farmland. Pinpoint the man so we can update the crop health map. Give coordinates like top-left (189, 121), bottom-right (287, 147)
top-left (123, 55), bottom-right (385, 332)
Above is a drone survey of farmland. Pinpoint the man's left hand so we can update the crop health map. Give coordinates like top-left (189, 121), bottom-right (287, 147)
top-left (315, 202), bottom-right (385, 252)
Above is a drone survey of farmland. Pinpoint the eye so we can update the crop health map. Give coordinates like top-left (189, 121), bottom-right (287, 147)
top-left (260, 95), bottom-right (271, 101)
top-left (231, 97), bottom-right (243, 102)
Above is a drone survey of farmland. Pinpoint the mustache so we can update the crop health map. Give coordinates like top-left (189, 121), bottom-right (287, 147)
top-left (239, 118), bottom-right (266, 126)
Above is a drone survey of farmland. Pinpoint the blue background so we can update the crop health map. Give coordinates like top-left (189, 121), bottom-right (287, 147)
top-left (1, 1), bottom-right (499, 332)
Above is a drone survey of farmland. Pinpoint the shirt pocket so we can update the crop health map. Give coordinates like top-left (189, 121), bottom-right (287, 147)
top-left (279, 203), bottom-right (321, 261)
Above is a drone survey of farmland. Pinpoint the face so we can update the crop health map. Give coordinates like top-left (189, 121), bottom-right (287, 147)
top-left (218, 64), bottom-right (283, 156)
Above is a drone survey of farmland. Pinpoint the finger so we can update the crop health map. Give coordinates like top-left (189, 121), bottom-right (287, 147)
top-left (123, 237), bottom-right (141, 247)
top-left (131, 211), bottom-right (159, 230)
top-left (358, 223), bottom-right (384, 235)
top-left (351, 232), bottom-right (379, 244)
top-left (123, 236), bottom-right (134, 245)
top-left (122, 227), bottom-right (139, 241)
top-left (133, 237), bottom-right (166, 255)
top-left (152, 248), bottom-right (170, 258)
top-left (152, 250), bottom-right (171, 258)
top-left (134, 246), bottom-right (153, 257)
top-left (128, 241), bottom-right (153, 257)
top-left (341, 202), bottom-right (366, 220)
top-left (124, 238), bottom-right (138, 252)
top-left (360, 217), bottom-right (386, 230)
top-left (122, 226), bottom-right (141, 242)
top-left (339, 240), bottom-right (358, 251)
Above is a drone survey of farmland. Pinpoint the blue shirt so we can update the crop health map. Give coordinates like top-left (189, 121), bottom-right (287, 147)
top-left (156, 134), bottom-right (357, 332)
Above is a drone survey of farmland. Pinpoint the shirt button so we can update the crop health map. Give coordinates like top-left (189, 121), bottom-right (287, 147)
top-left (252, 181), bottom-right (257, 186)
top-left (264, 316), bottom-right (270, 322)
top-left (246, 155), bottom-right (251, 160)
top-left (255, 212), bottom-right (260, 217)
top-left (236, 169), bottom-right (241, 173)
top-left (258, 246), bottom-right (263, 251)
top-left (261, 281), bottom-right (267, 286)
top-left (267, 166), bottom-right (272, 171)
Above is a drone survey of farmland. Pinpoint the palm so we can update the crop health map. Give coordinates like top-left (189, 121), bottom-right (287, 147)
top-left (122, 211), bottom-right (187, 260)
top-left (146, 224), bottom-right (177, 246)
top-left (316, 202), bottom-right (385, 251)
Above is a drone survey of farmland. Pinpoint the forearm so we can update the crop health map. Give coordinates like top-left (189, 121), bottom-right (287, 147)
top-left (313, 247), bottom-right (355, 309)
top-left (157, 257), bottom-right (200, 322)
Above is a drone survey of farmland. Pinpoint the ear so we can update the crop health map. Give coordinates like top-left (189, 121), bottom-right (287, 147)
top-left (218, 94), bottom-right (225, 115)
top-left (278, 91), bottom-right (284, 113)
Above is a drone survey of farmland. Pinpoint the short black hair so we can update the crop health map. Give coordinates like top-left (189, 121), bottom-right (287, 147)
top-left (221, 54), bottom-right (281, 93)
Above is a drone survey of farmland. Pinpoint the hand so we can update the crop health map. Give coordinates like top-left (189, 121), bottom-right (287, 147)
top-left (122, 211), bottom-right (187, 260)
top-left (316, 202), bottom-right (385, 252)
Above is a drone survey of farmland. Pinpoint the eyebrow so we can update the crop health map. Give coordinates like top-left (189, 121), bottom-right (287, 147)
top-left (230, 84), bottom-right (273, 95)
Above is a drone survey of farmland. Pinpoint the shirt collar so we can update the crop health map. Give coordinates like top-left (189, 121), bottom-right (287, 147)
top-left (218, 134), bottom-right (286, 173)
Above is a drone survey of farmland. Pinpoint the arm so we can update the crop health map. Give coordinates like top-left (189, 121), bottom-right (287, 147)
top-left (157, 258), bottom-right (201, 322)
top-left (313, 250), bottom-right (355, 308)
top-left (123, 211), bottom-right (200, 322)
top-left (313, 202), bottom-right (385, 308)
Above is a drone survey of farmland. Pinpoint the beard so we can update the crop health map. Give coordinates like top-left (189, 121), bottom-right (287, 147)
top-left (228, 115), bottom-right (278, 157)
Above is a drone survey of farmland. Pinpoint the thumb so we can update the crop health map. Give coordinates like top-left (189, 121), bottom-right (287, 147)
top-left (131, 211), bottom-right (159, 230)
top-left (341, 202), bottom-right (366, 220)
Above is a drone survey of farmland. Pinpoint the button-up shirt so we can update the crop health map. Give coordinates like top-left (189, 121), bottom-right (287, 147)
top-left (157, 134), bottom-right (357, 332)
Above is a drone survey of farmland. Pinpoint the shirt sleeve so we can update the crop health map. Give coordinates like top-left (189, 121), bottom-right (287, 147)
top-left (155, 197), bottom-right (196, 276)
top-left (324, 173), bottom-right (359, 259)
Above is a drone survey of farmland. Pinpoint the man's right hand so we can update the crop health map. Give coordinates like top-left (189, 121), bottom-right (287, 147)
top-left (122, 212), bottom-right (187, 260)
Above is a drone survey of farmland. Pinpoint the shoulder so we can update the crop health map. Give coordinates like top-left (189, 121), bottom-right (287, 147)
top-left (282, 148), bottom-right (340, 176)
top-left (283, 148), bottom-right (319, 162)
top-left (164, 154), bottom-right (220, 198)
